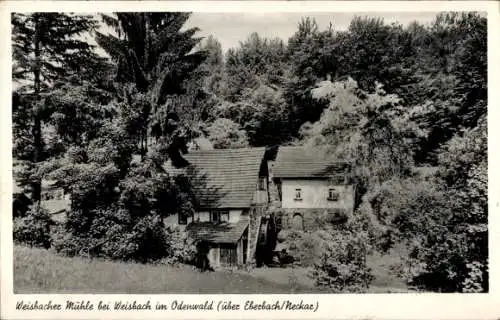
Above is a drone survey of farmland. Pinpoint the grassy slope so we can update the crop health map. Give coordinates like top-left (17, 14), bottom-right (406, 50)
top-left (14, 246), bottom-right (314, 294)
top-left (14, 245), bottom-right (408, 294)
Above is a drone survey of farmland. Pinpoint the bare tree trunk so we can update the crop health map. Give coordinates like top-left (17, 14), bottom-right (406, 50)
top-left (31, 13), bottom-right (42, 203)
top-left (143, 127), bottom-right (148, 156)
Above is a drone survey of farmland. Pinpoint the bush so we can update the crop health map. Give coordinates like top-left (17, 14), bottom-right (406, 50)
top-left (52, 207), bottom-right (173, 263)
top-left (161, 227), bottom-right (197, 266)
top-left (13, 205), bottom-right (52, 249)
top-left (50, 224), bottom-right (95, 257)
top-left (102, 214), bottom-right (170, 263)
top-left (311, 228), bottom-right (374, 292)
top-left (278, 230), bottom-right (327, 267)
top-left (309, 211), bottom-right (376, 292)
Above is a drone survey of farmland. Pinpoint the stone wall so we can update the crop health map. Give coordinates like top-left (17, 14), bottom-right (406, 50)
top-left (278, 208), bottom-right (348, 232)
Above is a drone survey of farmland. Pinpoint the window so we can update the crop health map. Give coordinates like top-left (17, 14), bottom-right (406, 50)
top-left (178, 213), bottom-right (188, 225)
top-left (294, 188), bottom-right (302, 201)
top-left (328, 188), bottom-right (339, 201)
top-left (211, 210), bottom-right (229, 223)
top-left (42, 192), bottom-right (53, 200)
top-left (211, 211), bottom-right (219, 223)
top-left (258, 177), bottom-right (266, 190)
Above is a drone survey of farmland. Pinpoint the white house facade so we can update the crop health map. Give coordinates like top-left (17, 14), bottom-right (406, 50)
top-left (271, 146), bottom-right (355, 231)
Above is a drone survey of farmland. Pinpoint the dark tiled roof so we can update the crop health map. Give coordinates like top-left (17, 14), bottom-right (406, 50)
top-left (186, 220), bottom-right (249, 244)
top-left (164, 148), bottom-right (266, 209)
top-left (273, 146), bottom-right (350, 179)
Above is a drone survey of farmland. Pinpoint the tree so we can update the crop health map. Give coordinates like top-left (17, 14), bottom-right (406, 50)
top-left (12, 13), bottom-right (102, 201)
top-left (422, 116), bottom-right (487, 292)
top-left (241, 84), bottom-right (290, 147)
top-left (303, 78), bottom-right (421, 188)
top-left (224, 32), bottom-right (288, 102)
top-left (186, 36), bottom-right (226, 122)
top-left (284, 13), bottom-right (486, 165)
top-left (42, 13), bottom-right (206, 262)
top-left (397, 12), bottom-right (487, 163)
top-left (363, 116), bottom-right (487, 292)
top-left (216, 33), bottom-right (291, 146)
top-left (285, 18), bottom-right (334, 137)
top-left (205, 118), bottom-right (249, 149)
top-left (196, 35), bottom-right (225, 96)
top-left (339, 17), bottom-right (417, 93)
top-left (95, 13), bottom-right (207, 162)
top-left (47, 103), bottom-right (194, 262)
top-left (13, 204), bottom-right (53, 249)
top-left (45, 74), bottom-right (116, 149)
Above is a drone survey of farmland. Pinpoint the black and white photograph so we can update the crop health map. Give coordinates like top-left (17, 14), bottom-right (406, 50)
top-left (5, 1), bottom-right (490, 303)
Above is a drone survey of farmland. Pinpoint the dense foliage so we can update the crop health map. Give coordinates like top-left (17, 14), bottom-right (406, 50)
top-left (13, 12), bottom-right (205, 263)
top-left (13, 205), bottom-right (53, 249)
top-left (12, 13), bottom-right (105, 201)
top-left (12, 12), bottom-right (487, 291)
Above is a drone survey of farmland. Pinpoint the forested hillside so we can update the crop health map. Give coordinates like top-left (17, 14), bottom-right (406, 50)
top-left (12, 12), bottom-right (487, 292)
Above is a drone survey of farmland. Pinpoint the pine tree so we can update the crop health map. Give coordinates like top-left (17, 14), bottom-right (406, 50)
top-left (95, 13), bottom-right (207, 163)
top-left (12, 13), bottom-right (102, 202)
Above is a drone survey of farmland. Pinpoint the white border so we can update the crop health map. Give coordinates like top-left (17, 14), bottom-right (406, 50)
top-left (1, 1), bottom-right (499, 319)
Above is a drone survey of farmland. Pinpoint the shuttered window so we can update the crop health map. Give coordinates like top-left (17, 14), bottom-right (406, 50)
top-left (294, 188), bottom-right (302, 200)
top-left (328, 188), bottom-right (339, 201)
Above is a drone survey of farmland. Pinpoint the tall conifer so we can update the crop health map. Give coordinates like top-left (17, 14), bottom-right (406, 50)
top-left (95, 13), bottom-right (207, 163)
top-left (12, 13), bottom-right (101, 201)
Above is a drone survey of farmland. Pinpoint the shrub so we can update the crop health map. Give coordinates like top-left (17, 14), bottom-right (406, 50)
top-left (311, 228), bottom-right (374, 292)
top-left (51, 207), bottom-right (173, 263)
top-left (50, 224), bottom-right (95, 257)
top-left (13, 205), bottom-right (52, 249)
top-left (101, 214), bottom-right (170, 263)
top-left (161, 227), bottom-right (197, 266)
top-left (310, 210), bottom-right (376, 292)
top-left (279, 230), bottom-right (327, 267)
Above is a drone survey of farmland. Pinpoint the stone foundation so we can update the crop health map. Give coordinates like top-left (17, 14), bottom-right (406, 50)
top-left (277, 208), bottom-right (349, 232)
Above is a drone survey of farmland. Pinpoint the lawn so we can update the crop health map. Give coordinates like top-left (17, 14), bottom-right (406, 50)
top-left (14, 246), bottom-right (314, 293)
top-left (14, 245), bottom-right (409, 294)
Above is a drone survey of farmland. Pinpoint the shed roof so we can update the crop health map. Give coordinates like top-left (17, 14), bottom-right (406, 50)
top-left (273, 146), bottom-right (350, 179)
top-left (186, 220), bottom-right (249, 244)
top-left (164, 148), bottom-right (266, 209)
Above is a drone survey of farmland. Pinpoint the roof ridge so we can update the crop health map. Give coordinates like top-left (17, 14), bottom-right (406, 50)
top-left (273, 147), bottom-right (350, 178)
top-left (184, 147), bottom-right (265, 155)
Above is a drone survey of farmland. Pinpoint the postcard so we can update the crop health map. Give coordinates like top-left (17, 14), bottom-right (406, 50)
top-left (1, 1), bottom-right (498, 319)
